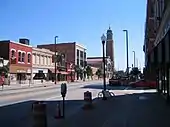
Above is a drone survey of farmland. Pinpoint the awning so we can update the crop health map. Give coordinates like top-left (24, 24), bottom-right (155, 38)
top-left (60, 71), bottom-right (69, 75)
top-left (48, 69), bottom-right (60, 73)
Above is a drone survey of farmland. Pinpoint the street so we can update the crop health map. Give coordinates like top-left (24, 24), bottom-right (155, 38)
top-left (0, 80), bottom-right (160, 127)
top-left (0, 80), bottom-right (104, 127)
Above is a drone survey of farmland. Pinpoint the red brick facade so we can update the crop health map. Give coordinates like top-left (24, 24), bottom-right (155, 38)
top-left (0, 40), bottom-right (32, 73)
top-left (37, 42), bottom-right (76, 64)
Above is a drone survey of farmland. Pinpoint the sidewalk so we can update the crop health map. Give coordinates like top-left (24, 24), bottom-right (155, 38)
top-left (53, 92), bottom-right (170, 127)
top-left (0, 79), bottom-right (102, 91)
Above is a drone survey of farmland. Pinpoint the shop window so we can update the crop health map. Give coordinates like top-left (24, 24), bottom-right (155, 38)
top-left (22, 52), bottom-right (25, 62)
top-left (28, 54), bottom-right (31, 63)
top-left (18, 52), bottom-right (22, 62)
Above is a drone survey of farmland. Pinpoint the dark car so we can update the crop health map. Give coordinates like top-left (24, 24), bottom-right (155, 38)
top-left (109, 77), bottom-right (121, 86)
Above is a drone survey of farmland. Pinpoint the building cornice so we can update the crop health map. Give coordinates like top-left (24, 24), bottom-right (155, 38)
top-left (154, 2), bottom-right (170, 47)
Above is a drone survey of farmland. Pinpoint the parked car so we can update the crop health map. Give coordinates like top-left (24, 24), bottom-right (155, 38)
top-left (109, 77), bottom-right (121, 86)
top-left (129, 79), bottom-right (156, 88)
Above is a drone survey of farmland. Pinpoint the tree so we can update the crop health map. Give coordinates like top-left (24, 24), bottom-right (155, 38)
top-left (86, 66), bottom-right (92, 79)
top-left (74, 65), bottom-right (83, 80)
top-left (130, 67), bottom-right (141, 76)
top-left (96, 68), bottom-right (102, 79)
top-left (0, 62), bottom-right (9, 77)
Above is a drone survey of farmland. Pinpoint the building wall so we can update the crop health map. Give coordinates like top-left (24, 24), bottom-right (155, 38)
top-left (9, 42), bottom-right (32, 74)
top-left (37, 43), bottom-right (75, 64)
top-left (37, 42), bottom-right (87, 67)
top-left (75, 43), bottom-right (86, 68)
top-left (0, 41), bottom-right (9, 60)
top-left (9, 42), bottom-right (32, 67)
top-left (32, 47), bottom-right (54, 70)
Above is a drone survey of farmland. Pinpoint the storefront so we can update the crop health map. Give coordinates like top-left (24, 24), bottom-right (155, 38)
top-left (9, 65), bottom-right (32, 83)
top-left (32, 68), bottom-right (48, 80)
top-left (155, 29), bottom-right (170, 101)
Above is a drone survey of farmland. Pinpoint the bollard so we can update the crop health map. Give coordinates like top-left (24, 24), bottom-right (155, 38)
top-left (82, 91), bottom-right (93, 110)
top-left (32, 101), bottom-right (47, 127)
top-left (54, 103), bottom-right (62, 119)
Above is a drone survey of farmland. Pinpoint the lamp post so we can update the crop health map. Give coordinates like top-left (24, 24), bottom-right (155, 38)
top-left (54, 36), bottom-right (58, 85)
top-left (83, 49), bottom-right (86, 81)
top-left (132, 51), bottom-right (135, 68)
top-left (101, 34), bottom-right (107, 100)
top-left (123, 30), bottom-right (129, 78)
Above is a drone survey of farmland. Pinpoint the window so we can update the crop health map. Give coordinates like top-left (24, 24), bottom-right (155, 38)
top-left (22, 52), bottom-right (25, 62)
top-left (80, 60), bottom-right (84, 67)
top-left (80, 51), bottom-right (83, 58)
top-left (77, 59), bottom-right (79, 65)
top-left (84, 52), bottom-right (86, 59)
top-left (11, 50), bottom-right (15, 57)
top-left (77, 49), bottom-right (79, 57)
top-left (18, 52), bottom-right (21, 62)
top-left (28, 54), bottom-right (31, 63)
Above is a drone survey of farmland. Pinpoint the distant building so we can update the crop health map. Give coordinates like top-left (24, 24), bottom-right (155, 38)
top-left (37, 42), bottom-right (86, 67)
top-left (32, 47), bottom-right (55, 81)
top-left (0, 39), bottom-right (32, 84)
top-left (37, 42), bottom-right (86, 80)
top-left (87, 56), bottom-right (113, 78)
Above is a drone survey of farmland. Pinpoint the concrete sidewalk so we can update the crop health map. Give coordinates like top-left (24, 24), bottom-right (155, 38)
top-left (53, 92), bottom-right (170, 127)
top-left (0, 79), bottom-right (102, 91)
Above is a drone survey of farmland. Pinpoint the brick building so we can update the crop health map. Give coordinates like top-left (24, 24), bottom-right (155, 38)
top-left (144, 0), bottom-right (170, 101)
top-left (37, 42), bottom-right (86, 80)
top-left (0, 39), bottom-right (32, 84)
top-left (87, 56), bottom-right (113, 78)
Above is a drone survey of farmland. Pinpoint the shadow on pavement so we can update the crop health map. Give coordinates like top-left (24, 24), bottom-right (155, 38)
top-left (82, 84), bottom-right (156, 91)
top-left (56, 92), bottom-right (170, 127)
top-left (81, 84), bottom-right (127, 90)
top-left (0, 99), bottom-right (85, 127)
top-left (1, 92), bottom-right (170, 127)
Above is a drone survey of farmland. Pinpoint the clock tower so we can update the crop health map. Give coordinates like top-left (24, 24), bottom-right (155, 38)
top-left (106, 26), bottom-right (114, 70)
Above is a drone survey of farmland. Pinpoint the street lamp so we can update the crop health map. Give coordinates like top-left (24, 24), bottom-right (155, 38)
top-left (101, 34), bottom-right (107, 100)
top-left (54, 36), bottom-right (58, 85)
top-left (123, 30), bottom-right (129, 78)
top-left (132, 51), bottom-right (135, 68)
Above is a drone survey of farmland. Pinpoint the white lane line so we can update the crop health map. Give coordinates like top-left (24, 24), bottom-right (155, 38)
top-left (44, 96), bottom-right (61, 100)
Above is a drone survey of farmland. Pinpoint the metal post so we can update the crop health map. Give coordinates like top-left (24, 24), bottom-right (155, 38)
top-left (133, 51), bottom-right (135, 67)
top-left (62, 97), bottom-right (65, 118)
top-left (123, 30), bottom-right (129, 78)
top-left (83, 49), bottom-right (86, 81)
top-left (102, 42), bottom-right (106, 91)
top-left (54, 36), bottom-right (58, 85)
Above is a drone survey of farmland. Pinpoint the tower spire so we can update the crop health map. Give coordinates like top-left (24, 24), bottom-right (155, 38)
top-left (109, 24), bottom-right (111, 30)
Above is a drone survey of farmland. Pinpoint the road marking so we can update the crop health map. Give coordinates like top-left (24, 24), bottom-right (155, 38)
top-left (44, 96), bottom-right (61, 100)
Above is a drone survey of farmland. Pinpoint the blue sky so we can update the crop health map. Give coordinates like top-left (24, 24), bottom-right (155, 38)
top-left (0, 0), bottom-right (146, 71)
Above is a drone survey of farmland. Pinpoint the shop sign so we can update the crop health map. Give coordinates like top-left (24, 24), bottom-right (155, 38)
top-left (17, 70), bottom-right (26, 73)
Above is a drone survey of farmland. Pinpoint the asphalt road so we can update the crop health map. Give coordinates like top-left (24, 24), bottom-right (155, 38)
top-left (0, 81), bottom-right (104, 127)
top-left (0, 81), bottom-right (157, 127)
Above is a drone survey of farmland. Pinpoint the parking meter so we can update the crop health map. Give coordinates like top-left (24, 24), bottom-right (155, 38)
top-left (61, 83), bottom-right (67, 97)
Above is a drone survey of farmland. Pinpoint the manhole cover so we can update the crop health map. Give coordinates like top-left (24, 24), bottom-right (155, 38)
top-left (139, 96), bottom-right (148, 100)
